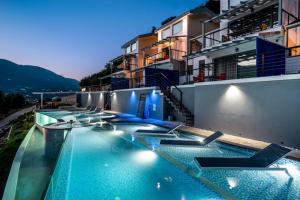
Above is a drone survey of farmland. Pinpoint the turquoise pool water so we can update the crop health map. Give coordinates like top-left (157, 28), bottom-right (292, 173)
top-left (35, 111), bottom-right (300, 199)
top-left (45, 125), bottom-right (223, 200)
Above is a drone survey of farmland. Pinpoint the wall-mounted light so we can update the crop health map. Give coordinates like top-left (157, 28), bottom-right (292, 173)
top-left (110, 92), bottom-right (116, 97)
top-left (226, 85), bottom-right (242, 99)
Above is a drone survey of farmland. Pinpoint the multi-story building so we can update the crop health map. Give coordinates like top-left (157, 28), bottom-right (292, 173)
top-left (141, 4), bottom-right (219, 84)
top-left (188, 0), bottom-right (300, 83)
top-left (108, 33), bottom-right (157, 89)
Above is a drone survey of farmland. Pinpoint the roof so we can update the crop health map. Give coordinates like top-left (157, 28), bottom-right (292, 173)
top-left (206, 0), bottom-right (277, 22)
top-left (156, 5), bottom-right (216, 32)
top-left (121, 33), bottom-right (157, 48)
top-left (109, 55), bottom-right (123, 63)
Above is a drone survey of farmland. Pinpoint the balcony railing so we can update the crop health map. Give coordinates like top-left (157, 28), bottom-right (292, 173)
top-left (144, 49), bottom-right (186, 66)
top-left (288, 45), bottom-right (300, 57)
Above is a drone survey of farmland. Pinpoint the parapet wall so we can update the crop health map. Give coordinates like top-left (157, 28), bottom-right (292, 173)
top-left (111, 87), bottom-right (164, 120)
top-left (191, 74), bottom-right (300, 149)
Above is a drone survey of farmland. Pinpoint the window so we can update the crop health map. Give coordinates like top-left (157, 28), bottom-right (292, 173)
top-left (131, 42), bottom-right (137, 51)
top-left (126, 46), bottom-right (131, 54)
top-left (282, 0), bottom-right (299, 25)
top-left (172, 21), bottom-right (183, 35)
top-left (288, 27), bottom-right (300, 56)
top-left (162, 28), bottom-right (171, 39)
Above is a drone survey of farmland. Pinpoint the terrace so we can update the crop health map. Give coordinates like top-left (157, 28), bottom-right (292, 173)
top-left (190, 0), bottom-right (300, 54)
top-left (142, 36), bottom-right (187, 69)
top-left (3, 103), bottom-right (300, 200)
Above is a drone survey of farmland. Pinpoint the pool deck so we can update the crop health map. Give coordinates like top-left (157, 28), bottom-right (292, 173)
top-left (105, 110), bottom-right (300, 161)
top-left (178, 126), bottom-right (300, 161)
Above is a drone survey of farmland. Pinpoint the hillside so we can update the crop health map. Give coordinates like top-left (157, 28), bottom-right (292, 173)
top-left (0, 59), bottom-right (79, 95)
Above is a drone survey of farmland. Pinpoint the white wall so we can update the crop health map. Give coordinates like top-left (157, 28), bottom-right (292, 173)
top-left (193, 75), bottom-right (300, 149)
top-left (79, 92), bottom-right (105, 108)
top-left (171, 84), bottom-right (195, 115)
top-left (111, 87), bottom-right (164, 120)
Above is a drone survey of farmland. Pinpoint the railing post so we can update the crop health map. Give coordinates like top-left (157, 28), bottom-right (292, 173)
top-left (278, 0), bottom-right (282, 26)
top-left (180, 92), bottom-right (182, 110)
top-left (202, 22), bottom-right (206, 48)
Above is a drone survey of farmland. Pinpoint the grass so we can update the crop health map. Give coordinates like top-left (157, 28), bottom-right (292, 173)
top-left (0, 112), bottom-right (34, 198)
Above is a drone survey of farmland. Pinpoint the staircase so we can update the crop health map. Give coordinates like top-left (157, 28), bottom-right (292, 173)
top-left (136, 94), bottom-right (147, 118)
top-left (154, 72), bottom-right (194, 126)
top-left (162, 90), bottom-right (194, 126)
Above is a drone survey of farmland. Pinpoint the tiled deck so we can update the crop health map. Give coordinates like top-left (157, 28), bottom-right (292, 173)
top-left (105, 110), bottom-right (300, 161)
top-left (179, 126), bottom-right (300, 161)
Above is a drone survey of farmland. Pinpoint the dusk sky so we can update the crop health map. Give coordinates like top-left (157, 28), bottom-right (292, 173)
top-left (0, 0), bottom-right (205, 80)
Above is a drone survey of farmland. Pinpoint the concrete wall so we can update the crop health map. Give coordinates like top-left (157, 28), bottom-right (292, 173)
top-left (286, 56), bottom-right (300, 74)
top-left (79, 92), bottom-right (105, 108)
top-left (193, 75), bottom-right (300, 149)
top-left (111, 87), bottom-right (164, 120)
top-left (171, 85), bottom-right (195, 115)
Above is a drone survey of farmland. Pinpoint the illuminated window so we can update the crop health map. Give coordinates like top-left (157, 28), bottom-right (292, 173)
top-left (172, 21), bottom-right (183, 35)
top-left (162, 28), bottom-right (171, 39)
top-left (288, 27), bottom-right (300, 56)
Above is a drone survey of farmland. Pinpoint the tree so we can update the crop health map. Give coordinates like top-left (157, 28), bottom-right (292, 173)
top-left (4, 93), bottom-right (25, 109)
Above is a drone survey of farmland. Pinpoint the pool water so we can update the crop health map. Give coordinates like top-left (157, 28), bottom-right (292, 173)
top-left (45, 126), bottom-right (223, 200)
top-left (37, 111), bottom-right (300, 200)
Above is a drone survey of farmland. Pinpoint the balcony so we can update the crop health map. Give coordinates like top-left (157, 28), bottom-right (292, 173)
top-left (144, 49), bottom-right (186, 66)
top-left (190, 2), bottom-right (283, 54)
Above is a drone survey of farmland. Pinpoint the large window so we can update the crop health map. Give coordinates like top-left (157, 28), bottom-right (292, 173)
top-left (214, 51), bottom-right (257, 80)
top-left (172, 21), bottom-right (183, 35)
top-left (282, 0), bottom-right (299, 25)
top-left (288, 27), bottom-right (300, 56)
top-left (125, 42), bottom-right (137, 54)
top-left (162, 28), bottom-right (171, 39)
top-left (126, 46), bottom-right (131, 54)
top-left (131, 42), bottom-right (137, 51)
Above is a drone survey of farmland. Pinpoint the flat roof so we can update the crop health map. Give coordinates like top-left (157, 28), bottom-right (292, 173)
top-left (121, 33), bottom-right (156, 48)
top-left (156, 5), bottom-right (216, 31)
top-left (206, 0), bottom-right (277, 22)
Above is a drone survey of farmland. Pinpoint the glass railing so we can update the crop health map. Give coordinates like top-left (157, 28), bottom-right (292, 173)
top-left (35, 112), bottom-right (58, 127)
top-left (3, 114), bottom-right (71, 200)
top-left (2, 125), bottom-right (36, 200)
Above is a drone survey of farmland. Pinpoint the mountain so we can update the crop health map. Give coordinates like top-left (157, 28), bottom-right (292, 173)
top-left (0, 59), bottom-right (79, 95)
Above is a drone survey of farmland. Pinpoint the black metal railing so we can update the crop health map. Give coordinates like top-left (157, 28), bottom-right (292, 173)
top-left (87, 47), bottom-right (300, 92)
top-left (281, 8), bottom-right (299, 26)
top-left (144, 49), bottom-right (186, 66)
top-left (159, 73), bottom-right (183, 109)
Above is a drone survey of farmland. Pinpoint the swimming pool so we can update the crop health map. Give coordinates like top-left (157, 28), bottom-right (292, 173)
top-left (45, 125), bottom-right (224, 200)
top-left (5, 110), bottom-right (300, 200)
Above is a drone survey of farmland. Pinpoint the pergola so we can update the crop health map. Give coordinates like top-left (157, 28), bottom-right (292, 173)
top-left (32, 91), bottom-right (79, 109)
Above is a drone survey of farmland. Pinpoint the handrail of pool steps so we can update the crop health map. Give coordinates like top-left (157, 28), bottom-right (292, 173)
top-left (194, 143), bottom-right (293, 177)
top-left (134, 124), bottom-right (182, 137)
top-left (159, 131), bottom-right (223, 147)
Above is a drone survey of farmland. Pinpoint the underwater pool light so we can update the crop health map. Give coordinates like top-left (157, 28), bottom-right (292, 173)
top-left (226, 177), bottom-right (238, 189)
top-left (133, 150), bottom-right (157, 165)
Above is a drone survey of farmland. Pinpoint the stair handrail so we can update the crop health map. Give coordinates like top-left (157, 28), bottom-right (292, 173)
top-left (158, 72), bottom-right (183, 109)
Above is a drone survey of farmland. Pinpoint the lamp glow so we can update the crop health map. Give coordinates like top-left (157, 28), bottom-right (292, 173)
top-left (226, 177), bottom-right (238, 189)
top-left (133, 150), bottom-right (157, 165)
top-left (226, 85), bottom-right (242, 99)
